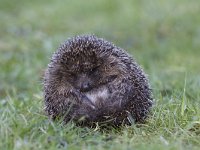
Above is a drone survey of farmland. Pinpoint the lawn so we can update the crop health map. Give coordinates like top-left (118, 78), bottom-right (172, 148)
top-left (0, 0), bottom-right (200, 149)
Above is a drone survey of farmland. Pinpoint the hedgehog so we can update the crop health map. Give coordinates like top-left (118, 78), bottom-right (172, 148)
top-left (43, 35), bottom-right (153, 127)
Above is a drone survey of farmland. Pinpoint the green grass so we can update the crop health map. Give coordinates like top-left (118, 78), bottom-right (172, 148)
top-left (0, 0), bottom-right (200, 149)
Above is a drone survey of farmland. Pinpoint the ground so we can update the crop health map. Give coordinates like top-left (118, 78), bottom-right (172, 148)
top-left (0, 0), bottom-right (200, 149)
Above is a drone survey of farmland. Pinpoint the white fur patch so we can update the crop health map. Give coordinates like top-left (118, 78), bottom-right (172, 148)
top-left (85, 88), bottom-right (108, 104)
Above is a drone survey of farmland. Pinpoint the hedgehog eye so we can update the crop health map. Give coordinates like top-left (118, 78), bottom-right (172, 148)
top-left (92, 66), bottom-right (99, 72)
top-left (70, 72), bottom-right (76, 77)
top-left (66, 71), bottom-right (76, 78)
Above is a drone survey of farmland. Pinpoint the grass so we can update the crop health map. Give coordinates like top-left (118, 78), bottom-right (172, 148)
top-left (0, 0), bottom-right (200, 149)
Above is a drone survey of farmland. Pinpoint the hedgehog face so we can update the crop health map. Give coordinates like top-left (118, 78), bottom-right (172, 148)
top-left (64, 54), bottom-right (119, 92)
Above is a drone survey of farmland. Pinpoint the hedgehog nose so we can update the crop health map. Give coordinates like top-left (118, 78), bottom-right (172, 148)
top-left (81, 82), bottom-right (90, 91)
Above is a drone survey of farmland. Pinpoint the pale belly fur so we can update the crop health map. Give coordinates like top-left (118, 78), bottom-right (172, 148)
top-left (85, 87), bottom-right (109, 104)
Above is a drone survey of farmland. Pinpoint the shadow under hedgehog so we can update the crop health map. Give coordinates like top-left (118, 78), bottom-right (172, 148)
top-left (43, 35), bottom-right (153, 127)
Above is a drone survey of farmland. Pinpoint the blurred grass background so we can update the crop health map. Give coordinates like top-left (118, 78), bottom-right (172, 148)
top-left (0, 0), bottom-right (200, 149)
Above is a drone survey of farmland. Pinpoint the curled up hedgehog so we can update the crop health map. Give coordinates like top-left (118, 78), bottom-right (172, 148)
top-left (43, 35), bottom-right (153, 127)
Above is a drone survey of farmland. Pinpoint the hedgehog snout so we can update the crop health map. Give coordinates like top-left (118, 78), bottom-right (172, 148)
top-left (74, 74), bottom-right (93, 92)
top-left (80, 81), bottom-right (91, 92)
